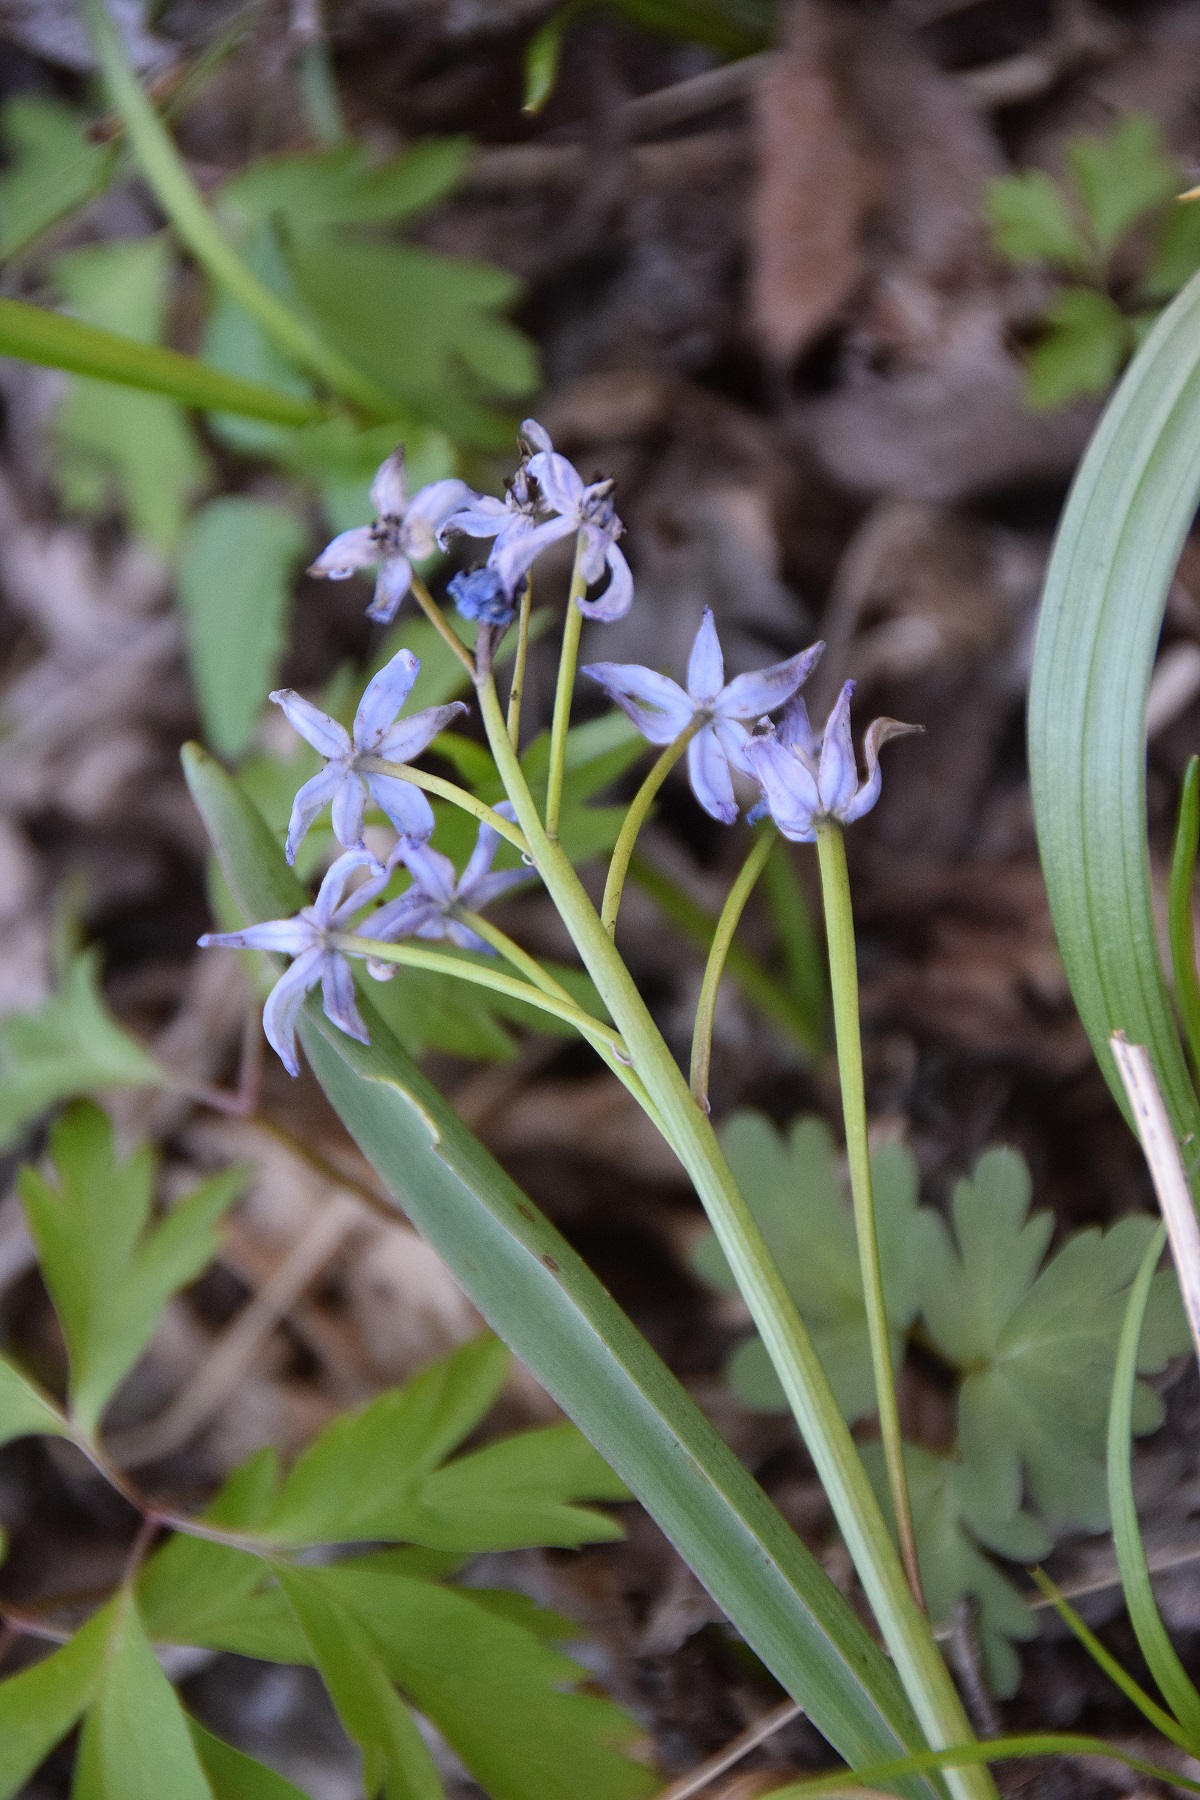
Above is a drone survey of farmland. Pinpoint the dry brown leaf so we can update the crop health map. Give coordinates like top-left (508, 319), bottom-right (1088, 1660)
top-left (750, 3), bottom-right (875, 364)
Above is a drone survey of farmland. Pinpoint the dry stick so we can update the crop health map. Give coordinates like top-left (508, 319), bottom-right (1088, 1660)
top-left (655, 1700), bottom-right (804, 1800)
top-left (106, 1196), bottom-right (360, 1469)
top-left (1110, 1032), bottom-right (1200, 1378)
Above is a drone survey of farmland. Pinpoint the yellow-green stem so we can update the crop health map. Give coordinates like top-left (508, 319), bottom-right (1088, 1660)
top-left (475, 672), bottom-right (989, 1799)
top-left (409, 574), bottom-right (478, 676)
top-left (544, 534), bottom-right (589, 839)
top-left (81, 0), bottom-right (394, 418)
top-left (357, 759), bottom-right (529, 855)
top-left (507, 576), bottom-right (534, 750)
top-left (690, 827), bottom-right (775, 1110)
top-left (602, 716), bottom-right (703, 935)
top-left (456, 909), bottom-right (668, 1132)
top-left (816, 821), bottom-right (923, 1610)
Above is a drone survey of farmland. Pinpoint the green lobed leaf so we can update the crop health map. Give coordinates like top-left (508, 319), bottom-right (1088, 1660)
top-left (1027, 273), bottom-right (1200, 1141)
top-left (137, 1449), bottom-right (279, 1645)
top-left (0, 96), bottom-right (114, 261)
top-left (220, 139), bottom-right (470, 232)
top-left (18, 1102), bottom-right (245, 1436)
top-left (0, 1354), bottom-right (72, 1449)
top-left (1024, 288), bottom-right (1131, 409)
top-left (182, 739), bottom-right (940, 1796)
top-left (983, 169), bottom-right (1090, 271)
top-left (275, 1566), bottom-right (445, 1800)
top-left (0, 947), bottom-right (167, 1149)
top-left (320, 1565), bottom-right (656, 1800)
top-left (72, 1591), bottom-right (213, 1800)
top-left (691, 1114), bottom-right (939, 1423)
top-left (1145, 195), bottom-right (1200, 300)
top-left (52, 235), bottom-right (210, 552)
top-left (1067, 114), bottom-right (1178, 257)
top-left (261, 1335), bottom-right (510, 1544)
top-left (919, 1148), bottom-right (1188, 1530)
top-left (188, 1721), bottom-right (314, 1800)
top-left (0, 1598), bottom-right (112, 1799)
top-left (403, 1420), bottom-right (630, 1551)
top-left (864, 1443), bottom-right (1049, 1701)
top-left (285, 233), bottom-right (538, 448)
top-left (177, 496), bottom-right (308, 758)
top-left (608, 0), bottom-right (771, 55)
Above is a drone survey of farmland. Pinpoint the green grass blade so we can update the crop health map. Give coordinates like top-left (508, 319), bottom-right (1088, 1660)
top-left (0, 296), bottom-right (326, 426)
top-left (761, 1732), bottom-right (1200, 1796)
top-left (181, 740), bottom-right (941, 1798)
top-left (1027, 1566), bottom-right (1189, 1748)
top-left (1170, 756), bottom-right (1200, 1082)
top-left (1108, 1224), bottom-right (1200, 1744)
top-left (1028, 268), bottom-right (1200, 1140)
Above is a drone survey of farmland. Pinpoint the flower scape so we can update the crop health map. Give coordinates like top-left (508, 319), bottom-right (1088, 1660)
top-left (202, 423), bottom-right (914, 1072)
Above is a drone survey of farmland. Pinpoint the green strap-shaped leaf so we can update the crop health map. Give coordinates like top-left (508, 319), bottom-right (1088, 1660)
top-left (182, 740), bottom-right (938, 1797)
top-left (0, 296), bottom-right (325, 426)
top-left (1028, 266), bottom-right (1200, 1141)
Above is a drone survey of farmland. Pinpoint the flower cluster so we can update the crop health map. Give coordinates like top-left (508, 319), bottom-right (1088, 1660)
top-left (204, 425), bottom-right (914, 1076)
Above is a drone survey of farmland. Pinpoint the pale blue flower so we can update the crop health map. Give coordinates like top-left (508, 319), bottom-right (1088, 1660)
top-left (367, 805), bottom-right (525, 959)
top-left (308, 447), bottom-right (474, 624)
top-left (199, 851), bottom-right (387, 1076)
top-left (746, 681), bottom-right (918, 842)
top-left (272, 648), bottom-right (465, 863)
top-left (438, 460), bottom-right (541, 610)
top-left (583, 608), bottom-right (823, 825)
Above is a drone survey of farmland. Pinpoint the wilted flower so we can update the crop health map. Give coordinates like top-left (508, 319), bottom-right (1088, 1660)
top-left (198, 851), bottom-right (387, 1076)
top-left (272, 648), bottom-right (465, 863)
top-left (307, 447), bottom-right (474, 624)
top-left (367, 805), bottom-right (526, 959)
top-left (474, 420), bottom-right (633, 621)
top-left (583, 608), bottom-right (823, 825)
top-left (746, 681), bottom-right (919, 842)
top-left (446, 565), bottom-right (524, 629)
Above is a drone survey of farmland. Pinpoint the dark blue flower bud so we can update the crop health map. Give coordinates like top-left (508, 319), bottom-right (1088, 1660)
top-left (447, 566), bottom-right (521, 627)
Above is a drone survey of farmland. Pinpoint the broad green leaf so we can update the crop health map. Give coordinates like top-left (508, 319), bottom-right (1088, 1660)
top-left (691, 1114), bottom-right (940, 1423)
top-left (322, 1566), bottom-right (655, 1800)
top-left (983, 169), bottom-right (1090, 271)
top-left (1025, 288), bottom-right (1131, 409)
top-left (53, 236), bottom-right (209, 551)
top-left (1027, 265), bottom-right (1200, 1141)
top-left (19, 1102), bottom-right (244, 1435)
top-left (1067, 114), bottom-right (1177, 256)
top-left (406, 1421), bottom-right (629, 1550)
top-left (0, 97), bottom-right (113, 260)
top-left (0, 947), bottom-right (166, 1148)
top-left (0, 1598), bottom-right (111, 1798)
top-left (72, 1592), bottom-right (213, 1800)
top-left (189, 1721), bottom-right (314, 1800)
top-left (0, 296), bottom-right (325, 426)
top-left (286, 232), bottom-right (537, 447)
top-left (275, 1566), bottom-right (444, 1800)
top-left (138, 1449), bottom-right (279, 1645)
top-left (865, 1445), bottom-right (1049, 1702)
top-left (0, 1354), bottom-right (72, 1448)
top-left (262, 1335), bottom-right (510, 1544)
top-left (1107, 1228), bottom-right (1200, 1744)
top-left (220, 139), bottom-right (469, 231)
top-left (177, 497), bottom-right (307, 758)
top-left (184, 738), bottom-right (939, 1795)
top-left (918, 1148), bottom-right (1188, 1529)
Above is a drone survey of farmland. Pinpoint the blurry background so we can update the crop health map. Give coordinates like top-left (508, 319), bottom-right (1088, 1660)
top-left (5, 1), bottom-right (1200, 1793)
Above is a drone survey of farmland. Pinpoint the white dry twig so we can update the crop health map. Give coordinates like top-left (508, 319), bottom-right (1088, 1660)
top-left (1110, 1032), bottom-right (1200, 1381)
